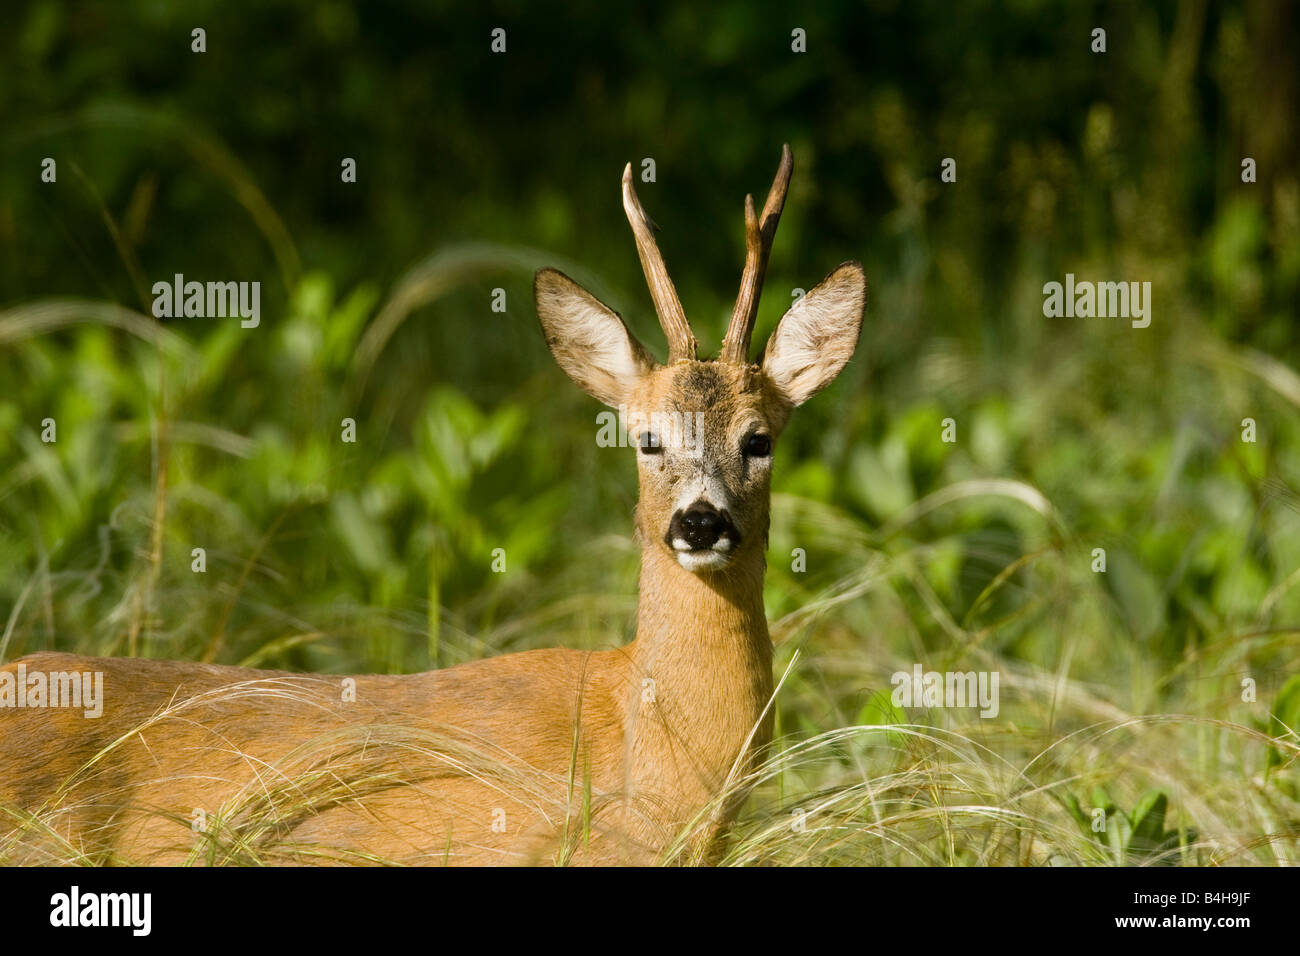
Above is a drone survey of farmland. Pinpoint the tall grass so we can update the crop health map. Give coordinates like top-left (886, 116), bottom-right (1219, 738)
top-left (1, 108), bottom-right (1298, 865)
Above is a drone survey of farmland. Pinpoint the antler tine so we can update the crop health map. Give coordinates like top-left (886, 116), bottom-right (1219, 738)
top-left (622, 163), bottom-right (696, 362)
top-left (721, 143), bottom-right (793, 364)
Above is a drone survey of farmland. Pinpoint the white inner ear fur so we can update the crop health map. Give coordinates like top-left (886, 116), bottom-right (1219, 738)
top-left (761, 262), bottom-right (865, 407)
top-left (535, 269), bottom-right (654, 407)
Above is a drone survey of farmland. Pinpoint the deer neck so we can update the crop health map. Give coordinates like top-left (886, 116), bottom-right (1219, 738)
top-left (624, 540), bottom-right (775, 797)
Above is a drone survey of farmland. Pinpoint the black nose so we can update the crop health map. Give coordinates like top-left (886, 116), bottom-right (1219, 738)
top-left (668, 501), bottom-right (735, 551)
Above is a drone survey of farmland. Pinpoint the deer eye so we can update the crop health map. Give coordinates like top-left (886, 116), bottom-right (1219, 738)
top-left (744, 433), bottom-right (772, 457)
top-left (639, 431), bottom-right (663, 455)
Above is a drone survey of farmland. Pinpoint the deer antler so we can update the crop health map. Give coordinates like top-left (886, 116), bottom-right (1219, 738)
top-left (622, 164), bottom-right (696, 362)
top-left (720, 144), bottom-right (793, 365)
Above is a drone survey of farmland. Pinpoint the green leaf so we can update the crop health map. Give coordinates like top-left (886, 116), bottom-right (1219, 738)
top-left (1090, 786), bottom-right (1115, 814)
top-left (1128, 790), bottom-right (1169, 856)
top-left (1105, 806), bottom-right (1131, 864)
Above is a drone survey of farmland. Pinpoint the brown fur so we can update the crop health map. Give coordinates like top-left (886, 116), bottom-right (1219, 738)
top-left (0, 516), bottom-right (775, 865)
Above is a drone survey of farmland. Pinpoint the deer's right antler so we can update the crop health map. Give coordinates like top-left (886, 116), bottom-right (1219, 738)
top-left (622, 164), bottom-right (697, 363)
top-left (721, 144), bottom-right (793, 365)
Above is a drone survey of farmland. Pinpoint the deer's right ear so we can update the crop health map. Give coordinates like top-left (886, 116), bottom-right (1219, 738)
top-left (535, 268), bottom-right (655, 407)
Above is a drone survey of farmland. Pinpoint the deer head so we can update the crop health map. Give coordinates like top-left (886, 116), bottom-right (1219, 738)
top-left (535, 145), bottom-right (865, 576)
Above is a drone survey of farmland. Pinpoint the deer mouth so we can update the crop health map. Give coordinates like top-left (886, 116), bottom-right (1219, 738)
top-left (671, 541), bottom-right (734, 572)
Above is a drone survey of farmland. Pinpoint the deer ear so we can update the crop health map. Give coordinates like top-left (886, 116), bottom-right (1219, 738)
top-left (761, 262), bottom-right (866, 407)
top-left (535, 268), bottom-right (656, 407)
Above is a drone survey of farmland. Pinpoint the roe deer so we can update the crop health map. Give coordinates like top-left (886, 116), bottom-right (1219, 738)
top-left (0, 145), bottom-right (865, 866)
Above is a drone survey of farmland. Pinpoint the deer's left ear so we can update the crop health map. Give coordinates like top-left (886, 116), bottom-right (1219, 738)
top-left (761, 262), bottom-right (866, 407)
top-left (535, 268), bottom-right (656, 407)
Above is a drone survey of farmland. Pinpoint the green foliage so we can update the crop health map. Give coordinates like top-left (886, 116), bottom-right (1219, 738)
top-left (1065, 788), bottom-right (1192, 866)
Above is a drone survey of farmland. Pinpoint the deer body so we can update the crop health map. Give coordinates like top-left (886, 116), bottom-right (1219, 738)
top-left (1, 530), bottom-right (770, 865)
top-left (0, 146), bottom-right (864, 865)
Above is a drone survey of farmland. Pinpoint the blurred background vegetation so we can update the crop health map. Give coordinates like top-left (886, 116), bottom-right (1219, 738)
top-left (1, 0), bottom-right (1298, 863)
